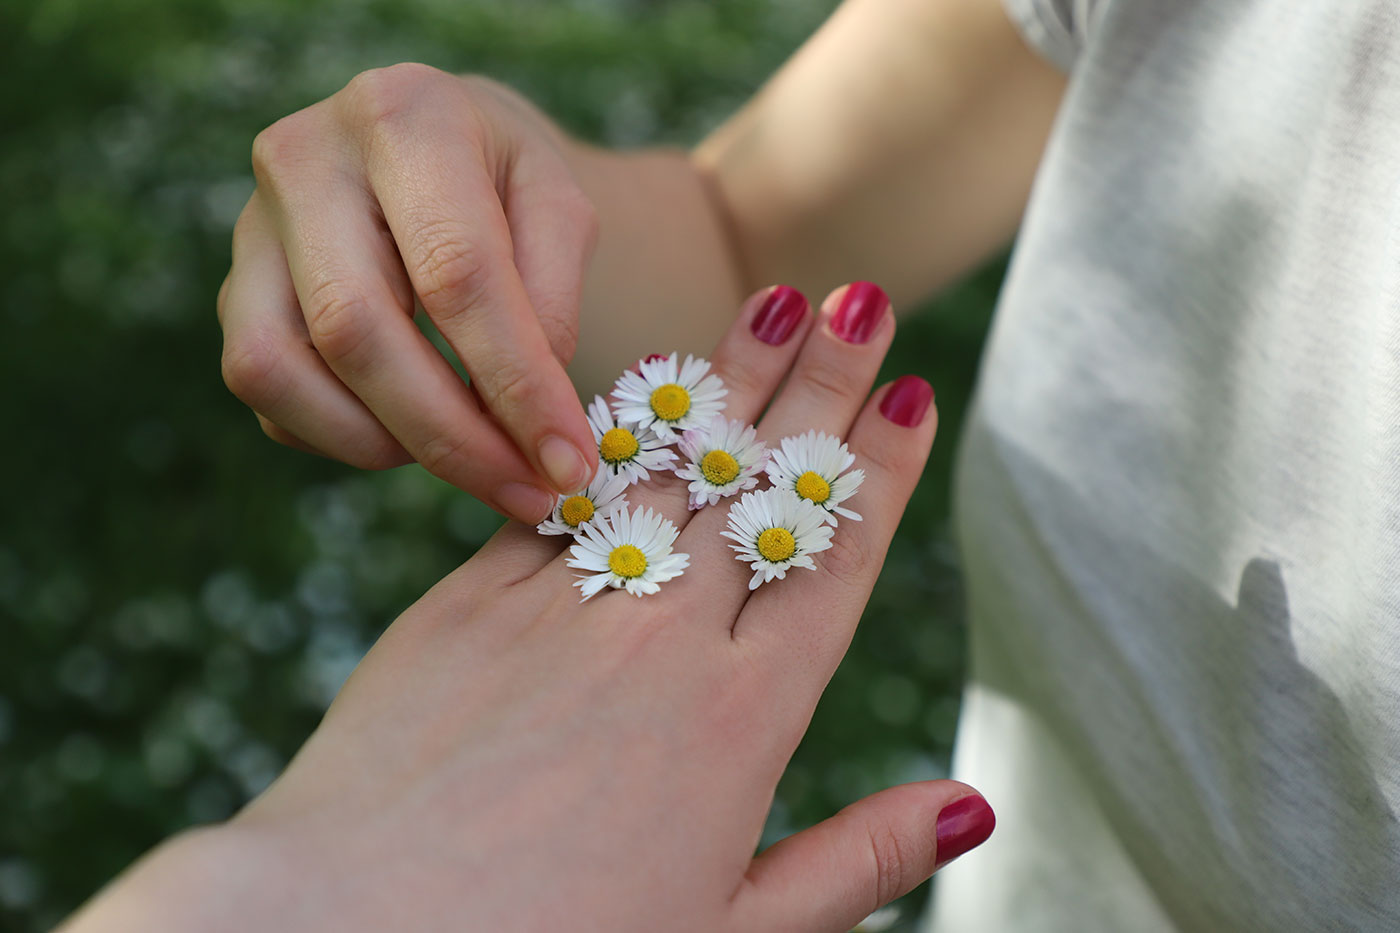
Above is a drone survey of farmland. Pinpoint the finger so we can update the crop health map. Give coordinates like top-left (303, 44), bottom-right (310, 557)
top-left (667, 282), bottom-right (895, 624)
top-left (736, 374), bottom-right (938, 686)
top-left (353, 86), bottom-right (595, 495)
top-left (255, 414), bottom-right (327, 458)
top-left (251, 126), bottom-right (559, 524)
top-left (751, 281), bottom-right (894, 442)
top-left (528, 286), bottom-right (813, 594)
top-left (622, 285), bottom-right (813, 520)
top-left (729, 784), bottom-right (994, 933)
top-left (499, 136), bottom-right (597, 365)
top-left (220, 193), bottom-right (412, 471)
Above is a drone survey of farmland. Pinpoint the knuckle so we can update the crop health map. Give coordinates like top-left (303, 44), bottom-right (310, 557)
top-left (417, 430), bottom-right (474, 480)
top-left (818, 532), bottom-right (870, 587)
top-left (343, 63), bottom-right (436, 125)
top-left (230, 201), bottom-right (257, 253)
top-left (562, 189), bottom-right (600, 250)
top-left (797, 354), bottom-right (858, 403)
top-left (348, 435), bottom-right (410, 471)
top-left (215, 275), bottom-right (231, 321)
top-left (249, 116), bottom-right (305, 183)
top-left (479, 358), bottom-right (536, 413)
top-left (714, 360), bottom-right (765, 402)
top-left (854, 440), bottom-right (906, 481)
top-left (258, 417), bottom-right (282, 442)
top-left (540, 308), bottom-right (579, 364)
top-left (304, 281), bottom-right (374, 367)
top-left (866, 821), bottom-right (911, 908)
top-left (221, 332), bottom-right (286, 408)
top-left (411, 226), bottom-right (493, 311)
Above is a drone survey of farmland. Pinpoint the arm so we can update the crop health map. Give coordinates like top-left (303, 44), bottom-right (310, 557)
top-left (566, 0), bottom-right (1067, 391)
top-left (218, 0), bottom-right (1063, 513)
top-left (72, 287), bottom-right (989, 932)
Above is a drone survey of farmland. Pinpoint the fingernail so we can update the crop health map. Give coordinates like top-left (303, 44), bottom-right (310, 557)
top-left (829, 281), bottom-right (890, 344)
top-left (496, 482), bottom-right (555, 523)
top-left (630, 353), bottom-right (669, 374)
top-left (750, 285), bottom-right (809, 345)
top-left (934, 794), bottom-right (995, 870)
top-left (538, 435), bottom-right (592, 492)
top-left (879, 375), bottom-right (934, 427)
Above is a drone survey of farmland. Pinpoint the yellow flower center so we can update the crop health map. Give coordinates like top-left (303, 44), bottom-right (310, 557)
top-left (699, 449), bottom-right (741, 485)
top-left (756, 527), bottom-right (797, 563)
top-left (649, 383), bottom-right (691, 422)
top-left (794, 470), bottom-right (831, 504)
top-left (608, 544), bottom-right (648, 579)
top-left (559, 495), bottom-right (595, 527)
top-left (599, 427), bottom-right (640, 463)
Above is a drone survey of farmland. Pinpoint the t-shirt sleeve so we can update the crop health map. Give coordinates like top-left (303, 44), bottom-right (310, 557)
top-left (1000, 0), bottom-right (1101, 73)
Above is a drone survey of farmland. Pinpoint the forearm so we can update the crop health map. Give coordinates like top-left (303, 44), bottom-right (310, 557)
top-left (523, 0), bottom-right (1067, 394)
top-left (566, 143), bottom-right (748, 396)
top-left (59, 828), bottom-right (267, 933)
top-left (695, 0), bottom-right (1066, 309)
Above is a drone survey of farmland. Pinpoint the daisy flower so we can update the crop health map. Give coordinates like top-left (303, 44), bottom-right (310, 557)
top-left (674, 416), bottom-right (769, 510)
top-left (536, 465), bottom-right (631, 536)
top-left (765, 430), bottom-right (865, 524)
top-left (567, 505), bottom-right (690, 601)
top-left (722, 488), bottom-right (835, 590)
top-left (611, 352), bottom-right (728, 442)
top-left (587, 395), bottom-right (677, 485)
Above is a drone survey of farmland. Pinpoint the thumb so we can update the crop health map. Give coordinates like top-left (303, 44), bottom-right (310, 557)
top-left (730, 782), bottom-right (994, 933)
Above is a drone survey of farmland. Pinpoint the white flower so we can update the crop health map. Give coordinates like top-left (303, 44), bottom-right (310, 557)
top-left (536, 465), bottom-right (631, 536)
top-left (587, 395), bottom-right (677, 485)
top-left (673, 416), bottom-right (769, 510)
top-left (765, 430), bottom-right (865, 524)
top-left (722, 488), bottom-right (834, 590)
top-left (567, 505), bottom-right (690, 601)
top-left (611, 352), bottom-right (728, 442)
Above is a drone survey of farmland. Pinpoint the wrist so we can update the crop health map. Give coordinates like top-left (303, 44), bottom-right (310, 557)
top-left (60, 824), bottom-right (283, 933)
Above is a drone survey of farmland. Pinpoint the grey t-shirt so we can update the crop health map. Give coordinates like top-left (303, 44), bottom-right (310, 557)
top-left (930, 1), bottom-right (1400, 929)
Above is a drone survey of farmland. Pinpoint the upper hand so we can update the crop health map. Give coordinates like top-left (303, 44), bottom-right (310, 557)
top-left (82, 285), bottom-right (987, 933)
top-left (217, 63), bottom-right (599, 522)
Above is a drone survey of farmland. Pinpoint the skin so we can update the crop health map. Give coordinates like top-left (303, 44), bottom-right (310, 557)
top-left (216, 0), bottom-right (1066, 521)
top-left (72, 289), bottom-right (959, 932)
top-left (98, 0), bottom-right (1072, 927)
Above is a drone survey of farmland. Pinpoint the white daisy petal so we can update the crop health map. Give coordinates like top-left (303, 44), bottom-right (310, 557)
top-left (536, 464), bottom-right (632, 536)
top-left (586, 395), bottom-right (677, 485)
top-left (674, 415), bottom-right (769, 510)
top-left (610, 352), bottom-right (728, 442)
top-left (723, 488), bottom-right (835, 589)
top-left (565, 505), bottom-right (689, 602)
top-left (763, 430), bottom-right (864, 526)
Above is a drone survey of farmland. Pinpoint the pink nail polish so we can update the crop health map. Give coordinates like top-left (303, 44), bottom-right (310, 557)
top-left (879, 375), bottom-right (934, 427)
top-left (644, 353), bottom-right (667, 363)
top-left (934, 795), bottom-right (995, 870)
top-left (829, 281), bottom-right (890, 344)
top-left (750, 285), bottom-right (809, 345)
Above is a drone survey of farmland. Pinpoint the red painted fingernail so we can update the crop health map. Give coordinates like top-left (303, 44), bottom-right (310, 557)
top-left (879, 375), bottom-right (934, 427)
top-left (829, 281), bottom-right (890, 344)
top-left (750, 285), bottom-right (809, 345)
top-left (630, 353), bottom-right (669, 374)
top-left (934, 794), bottom-right (995, 870)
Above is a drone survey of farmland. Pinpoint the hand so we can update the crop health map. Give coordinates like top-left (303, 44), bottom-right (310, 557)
top-left (217, 64), bottom-right (600, 523)
top-left (79, 284), bottom-right (989, 932)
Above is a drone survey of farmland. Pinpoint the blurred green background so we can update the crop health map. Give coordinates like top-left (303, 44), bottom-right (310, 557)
top-left (0, 0), bottom-right (1002, 929)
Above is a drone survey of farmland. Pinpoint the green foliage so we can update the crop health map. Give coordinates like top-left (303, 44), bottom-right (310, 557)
top-left (0, 1), bottom-right (997, 928)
